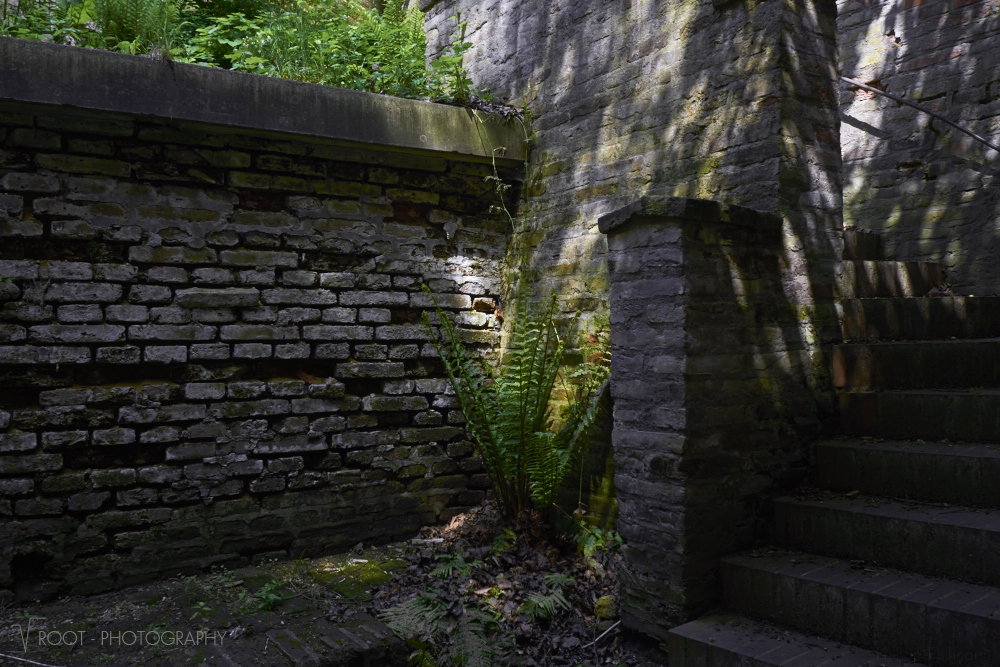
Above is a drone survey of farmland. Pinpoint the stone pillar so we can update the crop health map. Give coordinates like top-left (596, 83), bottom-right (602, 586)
top-left (600, 197), bottom-right (824, 640)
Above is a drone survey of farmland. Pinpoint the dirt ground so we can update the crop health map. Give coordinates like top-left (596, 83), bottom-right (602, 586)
top-left (0, 502), bottom-right (668, 667)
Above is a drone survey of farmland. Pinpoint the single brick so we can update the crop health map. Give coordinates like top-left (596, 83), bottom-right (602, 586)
top-left (233, 343), bottom-right (272, 358)
top-left (315, 343), bottom-right (351, 359)
top-left (91, 468), bottom-right (137, 488)
top-left (0, 479), bottom-right (34, 495)
top-left (128, 285), bottom-right (173, 304)
top-left (29, 324), bottom-right (125, 344)
top-left (190, 343), bottom-right (230, 360)
top-left (192, 268), bottom-right (235, 284)
top-left (336, 362), bottom-right (405, 378)
top-left (228, 380), bottom-right (267, 399)
top-left (117, 488), bottom-right (159, 507)
top-left (0, 219), bottom-right (43, 237)
top-left (276, 342), bottom-right (311, 359)
top-left (281, 270), bottom-right (317, 286)
top-left (184, 383), bottom-right (227, 400)
top-left (375, 325), bottom-right (431, 340)
top-left (128, 246), bottom-right (218, 264)
top-left (339, 291), bottom-right (409, 306)
top-left (118, 404), bottom-right (207, 424)
top-left (319, 272), bottom-right (355, 289)
top-left (220, 250), bottom-right (298, 268)
top-left (410, 292), bottom-right (472, 309)
top-left (322, 307), bottom-right (357, 323)
top-left (0, 453), bottom-right (62, 473)
top-left (36, 154), bottom-right (130, 177)
top-left (57, 304), bottom-right (103, 323)
top-left (363, 396), bottom-right (429, 411)
top-left (96, 346), bottom-right (141, 364)
top-left (0, 432), bottom-right (37, 453)
top-left (149, 307), bottom-right (191, 324)
top-left (176, 288), bottom-right (260, 308)
top-left (0, 259), bottom-right (39, 279)
top-left (221, 325), bottom-right (299, 341)
top-left (0, 324), bottom-right (26, 343)
top-left (303, 325), bottom-right (372, 341)
top-left (261, 289), bottom-right (337, 306)
top-left (46, 282), bottom-right (122, 303)
top-left (16, 498), bottom-right (65, 516)
top-left (11, 128), bottom-right (61, 149)
top-left (207, 399), bottom-right (289, 418)
top-left (68, 492), bottom-right (110, 511)
top-left (144, 346), bottom-right (188, 363)
top-left (139, 426), bottom-right (181, 444)
top-left (127, 324), bottom-right (216, 340)
top-left (138, 466), bottom-right (182, 484)
top-left (41, 261), bottom-right (93, 281)
top-left (38, 388), bottom-right (93, 406)
top-left (93, 428), bottom-right (137, 446)
top-left (42, 430), bottom-right (88, 449)
top-left (106, 305), bottom-right (149, 323)
top-left (0, 172), bottom-right (60, 193)
top-left (147, 266), bottom-right (189, 283)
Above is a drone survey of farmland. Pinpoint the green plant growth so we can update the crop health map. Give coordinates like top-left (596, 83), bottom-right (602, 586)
top-left (517, 574), bottom-right (572, 621)
top-left (423, 285), bottom-right (610, 519)
top-left (382, 590), bottom-right (497, 667)
top-left (1, 0), bottom-right (483, 103)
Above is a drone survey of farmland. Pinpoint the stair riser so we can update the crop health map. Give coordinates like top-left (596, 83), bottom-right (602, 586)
top-left (840, 393), bottom-right (1000, 442)
top-left (669, 615), bottom-right (928, 667)
top-left (833, 342), bottom-right (1000, 390)
top-left (815, 443), bottom-right (1000, 507)
top-left (721, 559), bottom-right (1000, 667)
top-left (843, 229), bottom-right (883, 261)
top-left (841, 298), bottom-right (1000, 342)
top-left (836, 262), bottom-right (943, 299)
top-left (773, 500), bottom-right (1000, 587)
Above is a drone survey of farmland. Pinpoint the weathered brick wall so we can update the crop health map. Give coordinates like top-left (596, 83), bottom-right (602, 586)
top-left (425, 0), bottom-right (843, 310)
top-left (838, 0), bottom-right (1000, 293)
top-left (601, 197), bottom-right (821, 639)
top-left (0, 96), bottom-right (519, 601)
top-left (425, 0), bottom-right (844, 640)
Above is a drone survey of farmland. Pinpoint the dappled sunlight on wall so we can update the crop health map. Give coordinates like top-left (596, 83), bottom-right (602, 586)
top-left (838, 0), bottom-right (1000, 293)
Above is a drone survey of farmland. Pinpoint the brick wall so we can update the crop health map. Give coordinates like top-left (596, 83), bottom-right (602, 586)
top-left (838, 0), bottom-right (1000, 293)
top-left (424, 0), bottom-right (844, 640)
top-left (0, 90), bottom-right (519, 600)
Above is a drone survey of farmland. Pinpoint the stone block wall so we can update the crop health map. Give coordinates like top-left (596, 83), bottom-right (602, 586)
top-left (0, 42), bottom-right (522, 601)
top-left (424, 0), bottom-right (844, 638)
top-left (838, 0), bottom-right (1000, 293)
top-left (600, 197), bottom-right (819, 641)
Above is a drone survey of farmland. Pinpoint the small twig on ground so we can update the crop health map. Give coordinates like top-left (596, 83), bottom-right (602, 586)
top-left (581, 620), bottom-right (620, 649)
top-left (0, 652), bottom-right (72, 667)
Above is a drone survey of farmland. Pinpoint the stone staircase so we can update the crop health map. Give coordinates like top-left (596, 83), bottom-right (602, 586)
top-left (667, 230), bottom-right (1000, 666)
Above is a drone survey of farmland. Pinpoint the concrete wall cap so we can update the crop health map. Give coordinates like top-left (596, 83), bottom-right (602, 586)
top-left (0, 36), bottom-right (525, 165)
top-left (597, 196), bottom-right (783, 235)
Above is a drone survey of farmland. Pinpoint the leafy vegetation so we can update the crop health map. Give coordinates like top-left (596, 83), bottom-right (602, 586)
top-left (423, 285), bottom-right (610, 519)
top-left (0, 0), bottom-right (481, 102)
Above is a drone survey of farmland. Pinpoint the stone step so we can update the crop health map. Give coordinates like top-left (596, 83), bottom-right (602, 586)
top-left (773, 495), bottom-right (1000, 586)
top-left (834, 261), bottom-right (943, 299)
top-left (815, 439), bottom-right (1000, 507)
top-left (721, 551), bottom-right (1000, 667)
top-left (833, 339), bottom-right (1000, 390)
top-left (668, 614), bottom-right (927, 667)
top-left (840, 297), bottom-right (1000, 342)
top-left (843, 228), bottom-right (883, 261)
top-left (840, 390), bottom-right (1000, 442)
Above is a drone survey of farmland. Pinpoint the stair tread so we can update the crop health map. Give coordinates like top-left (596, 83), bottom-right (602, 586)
top-left (818, 437), bottom-right (1000, 458)
top-left (723, 550), bottom-right (1000, 614)
top-left (669, 613), bottom-right (928, 666)
top-left (776, 494), bottom-right (1000, 531)
top-left (836, 337), bottom-right (1000, 347)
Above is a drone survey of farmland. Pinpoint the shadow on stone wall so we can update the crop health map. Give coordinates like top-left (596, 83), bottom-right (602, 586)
top-left (838, 0), bottom-right (1000, 293)
top-left (427, 0), bottom-right (846, 639)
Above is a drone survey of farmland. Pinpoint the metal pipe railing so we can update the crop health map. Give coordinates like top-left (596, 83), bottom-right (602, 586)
top-left (841, 75), bottom-right (1000, 154)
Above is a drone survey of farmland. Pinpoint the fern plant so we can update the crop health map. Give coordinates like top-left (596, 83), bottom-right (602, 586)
top-left (382, 591), bottom-right (496, 667)
top-left (93, 0), bottom-right (181, 53)
top-left (423, 285), bottom-right (610, 519)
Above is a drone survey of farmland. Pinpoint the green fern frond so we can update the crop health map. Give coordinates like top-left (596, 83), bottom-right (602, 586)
top-left (517, 590), bottom-right (570, 621)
